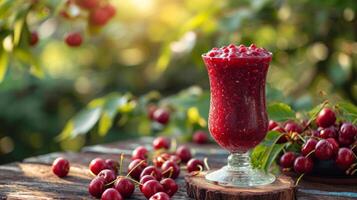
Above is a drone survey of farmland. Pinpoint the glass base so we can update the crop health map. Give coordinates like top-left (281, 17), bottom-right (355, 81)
top-left (205, 152), bottom-right (275, 187)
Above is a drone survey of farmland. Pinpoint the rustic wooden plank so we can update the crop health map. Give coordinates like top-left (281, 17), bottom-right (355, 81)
top-left (0, 139), bottom-right (356, 200)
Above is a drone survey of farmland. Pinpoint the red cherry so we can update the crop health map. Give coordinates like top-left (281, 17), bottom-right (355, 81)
top-left (140, 166), bottom-right (162, 180)
top-left (175, 145), bottom-right (192, 163)
top-left (101, 188), bottom-right (123, 200)
top-left (186, 158), bottom-right (204, 173)
top-left (139, 175), bottom-right (156, 190)
top-left (153, 153), bottom-right (170, 168)
top-left (139, 175), bottom-right (156, 191)
top-left (153, 137), bottom-right (170, 150)
top-left (315, 139), bottom-right (333, 160)
top-left (268, 120), bottom-right (279, 131)
top-left (132, 146), bottom-right (149, 160)
top-left (319, 126), bottom-right (337, 139)
top-left (65, 32), bottom-right (82, 47)
top-left (338, 135), bottom-right (354, 147)
top-left (160, 178), bottom-right (178, 197)
top-left (161, 160), bottom-right (180, 179)
top-left (97, 169), bottom-right (116, 184)
top-left (88, 177), bottom-right (106, 198)
top-left (312, 129), bottom-right (320, 137)
top-left (89, 7), bottom-right (111, 26)
top-left (141, 180), bottom-right (164, 199)
top-left (335, 148), bottom-right (356, 170)
top-left (52, 157), bottom-right (70, 177)
top-left (316, 108), bottom-right (336, 128)
top-left (102, 4), bottom-right (116, 18)
top-left (326, 138), bottom-right (339, 156)
top-left (149, 192), bottom-right (170, 200)
top-left (272, 126), bottom-right (285, 133)
top-left (113, 177), bottom-right (135, 198)
top-left (279, 152), bottom-right (296, 168)
top-left (29, 32), bottom-right (39, 46)
top-left (284, 122), bottom-right (302, 133)
top-left (105, 159), bottom-right (119, 173)
top-left (193, 130), bottom-right (209, 144)
top-left (89, 158), bottom-right (108, 175)
top-left (75, 0), bottom-right (98, 9)
top-left (153, 108), bottom-right (170, 125)
top-left (148, 104), bottom-right (158, 120)
top-left (301, 138), bottom-right (318, 156)
top-left (127, 159), bottom-right (147, 180)
top-left (293, 156), bottom-right (314, 174)
top-left (169, 155), bottom-right (181, 164)
top-left (339, 123), bottom-right (357, 140)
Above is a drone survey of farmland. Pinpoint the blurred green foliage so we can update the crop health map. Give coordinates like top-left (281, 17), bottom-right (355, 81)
top-left (0, 0), bottom-right (356, 163)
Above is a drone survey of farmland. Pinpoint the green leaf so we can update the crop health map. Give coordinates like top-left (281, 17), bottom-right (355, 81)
top-left (262, 143), bottom-right (285, 172)
top-left (267, 102), bottom-right (295, 122)
top-left (251, 131), bottom-right (285, 172)
top-left (13, 19), bottom-right (24, 46)
top-left (98, 94), bottom-right (122, 136)
top-left (0, 50), bottom-right (9, 83)
top-left (14, 49), bottom-right (44, 78)
top-left (0, 0), bottom-right (13, 18)
top-left (98, 93), bottom-right (135, 136)
top-left (337, 101), bottom-right (357, 122)
top-left (57, 106), bottom-right (102, 140)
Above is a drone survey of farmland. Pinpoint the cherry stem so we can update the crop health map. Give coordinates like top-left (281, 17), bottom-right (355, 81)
top-left (295, 133), bottom-right (306, 143)
top-left (191, 165), bottom-right (204, 177)
top-left (198, 164), bottom-right (204, 172)
top-left (302, 100), bottom-right (328, 132)
top-left (105, 175), bottom-right (142, 187)
top-left (351, 168), bottom-right (357, 175)
top-left (161, 167), bottom-right (173, 178)
top-left (346, 163), bottom-right (357, 175)
top-left (305, 150), bottom-right (315, 158)
top-left (89, 170), bottom-right (96, 177)
top-left (125, 176), bottom-right (142, 185)
top-left (295, 173), bottom-right (304, 186)
top-left (126, 160), bottom-right (146, 177)
top-left (351, 144), bottom-right (356, 151)
top-left (158, 156), bottom-right (167, 163)
top-left (119, 153), bottom-right (124, 176)
top-left (203, 157), bottom-right (210, 171)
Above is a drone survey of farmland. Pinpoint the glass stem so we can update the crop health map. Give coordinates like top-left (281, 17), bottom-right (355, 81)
top-left (227, 152), bottom-right (252, 171)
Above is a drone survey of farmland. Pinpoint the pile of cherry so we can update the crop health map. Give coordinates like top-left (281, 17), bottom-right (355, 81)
top-left (273, 107), bottom-right (357, 177)
top-left (51, 135), bottom-right (209, 200)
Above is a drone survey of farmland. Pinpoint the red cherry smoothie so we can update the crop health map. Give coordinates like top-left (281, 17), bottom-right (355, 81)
top-left (203, 44), bottom-right (272, 153)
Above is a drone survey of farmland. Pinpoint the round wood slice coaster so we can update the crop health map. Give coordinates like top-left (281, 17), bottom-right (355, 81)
top-left (185, 171), bottom-right (296, 200)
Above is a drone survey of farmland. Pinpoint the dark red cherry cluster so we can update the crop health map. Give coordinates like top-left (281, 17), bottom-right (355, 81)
top-left (275, 107), bottom-right (356, 176)
top-left (29, 0), bottom-right (116, 48)
top-left (51, 136), bottom-right (206, 199)
top-left (204, 44), bottom-right (271, 58)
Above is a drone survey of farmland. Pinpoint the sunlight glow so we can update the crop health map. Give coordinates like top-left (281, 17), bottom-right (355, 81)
top-left (130, 0), bottom-right (155, 13)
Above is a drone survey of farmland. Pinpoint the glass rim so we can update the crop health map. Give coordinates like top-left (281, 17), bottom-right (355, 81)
top-left (201, 52), bottom-right (273, 59)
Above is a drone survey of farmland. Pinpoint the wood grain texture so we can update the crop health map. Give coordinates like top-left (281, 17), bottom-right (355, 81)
top-left (185, 172), bottom-right (295, 200)
top-left (0, 138), bottom-right (356, 200)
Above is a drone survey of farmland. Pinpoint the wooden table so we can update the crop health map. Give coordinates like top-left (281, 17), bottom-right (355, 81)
top-left (0, 137), bottom-right (356, 200)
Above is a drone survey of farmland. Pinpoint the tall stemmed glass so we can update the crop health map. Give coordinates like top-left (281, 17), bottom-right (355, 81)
top-left (202, 44), bottom-right (275, 187)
